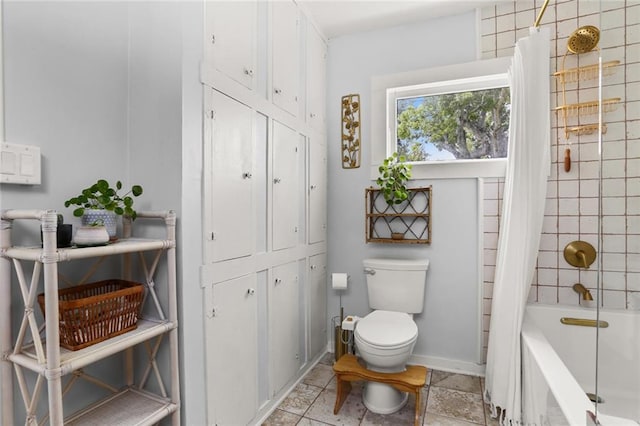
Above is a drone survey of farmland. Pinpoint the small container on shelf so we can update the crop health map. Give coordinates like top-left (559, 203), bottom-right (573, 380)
top-left (72, 225), bottom-right (110, 247)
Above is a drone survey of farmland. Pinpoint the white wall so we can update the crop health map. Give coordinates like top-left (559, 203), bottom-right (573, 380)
top-left (125, 3), bottom-right (206, 425)
top-left (326, 11), bottom-right (485, 371)
top-left (127, 2), bottom-right (183, 211)
top-left (2, 2), bottom-right (129, 213)
top-left (2, 2), bottom-right (131, 420)
top-left (1, 1), bottom-right (205, 423)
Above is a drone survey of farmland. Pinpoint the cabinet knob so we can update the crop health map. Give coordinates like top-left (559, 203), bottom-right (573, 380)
top-left (244, 68), bottom-right (254, 77)
top-left (243, 172), bottom-right (252, 179)
top-left (310, 185), bottom-right (317, 190)
top-left (273, 178), bottom-right (281, 184)
top-left (274, 88), bottom-right (282, 94)
top-left (247, 288), bottom-right (256, 296)
top-left (274, 278), bottom-right (282, 285)
top-left (310, 113), bottom-right (316, 118)
top-left (310, 264), bottom-right (317, 270)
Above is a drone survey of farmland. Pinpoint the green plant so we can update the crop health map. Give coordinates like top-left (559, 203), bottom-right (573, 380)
top-left (64, 179), bottom-right (143, 220)
top-left (376, 153), bottom-right (412, 205)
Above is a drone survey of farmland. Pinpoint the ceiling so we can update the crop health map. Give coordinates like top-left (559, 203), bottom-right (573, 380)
top-left (298, 0), bottom-right (501, 39)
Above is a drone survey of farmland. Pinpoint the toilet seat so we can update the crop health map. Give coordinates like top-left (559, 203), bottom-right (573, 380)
top-left (355, 310), bottom-right (417, 348)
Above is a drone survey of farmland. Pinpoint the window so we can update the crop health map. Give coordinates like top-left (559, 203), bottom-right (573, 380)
top-left (371, 57), bottom-right (512, 179)
top-left (394, 86), bottom-right (510, 162)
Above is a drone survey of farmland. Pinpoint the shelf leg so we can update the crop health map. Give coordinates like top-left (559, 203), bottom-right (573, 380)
top-left (166, 212), bottom-right (181, 425)
top-left (1, 215), bottom-right (15, 425)
top-left (42, 212), bottom-right (64, 424)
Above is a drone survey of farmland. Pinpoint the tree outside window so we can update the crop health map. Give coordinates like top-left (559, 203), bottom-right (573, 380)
top-left (396, 87), bottom-right (510, 162)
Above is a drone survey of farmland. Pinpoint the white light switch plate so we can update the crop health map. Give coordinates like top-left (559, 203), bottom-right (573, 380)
top-left (0, 143), bottom-right (41, 185)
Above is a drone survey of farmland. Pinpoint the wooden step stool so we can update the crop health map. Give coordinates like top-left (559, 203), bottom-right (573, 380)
top-left (332, 354), bottom-right (428, 426)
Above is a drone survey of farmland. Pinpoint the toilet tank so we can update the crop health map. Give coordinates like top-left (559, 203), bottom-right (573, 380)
top-left (363, 258), bottom-right (429, 314)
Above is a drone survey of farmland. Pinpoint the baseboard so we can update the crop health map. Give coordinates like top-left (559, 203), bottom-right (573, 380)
top-left (409, 353), bottom-right (486, 377)
top-left (253, 350), bottom-right (327, 425)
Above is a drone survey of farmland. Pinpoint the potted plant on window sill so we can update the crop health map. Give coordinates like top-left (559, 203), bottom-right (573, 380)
top-left (64, 179), bottom-right (143, 241)
top-left (376, 153), bottom-right (412, 240)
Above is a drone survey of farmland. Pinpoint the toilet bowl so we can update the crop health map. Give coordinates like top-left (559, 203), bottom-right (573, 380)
top-left (356, 258), bottom-right (428, 414)
top-left (354, 310), bottom-right (418, 413)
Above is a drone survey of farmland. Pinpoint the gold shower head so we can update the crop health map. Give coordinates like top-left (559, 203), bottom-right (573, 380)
top-left (567, 25), bottom-right (600, 54)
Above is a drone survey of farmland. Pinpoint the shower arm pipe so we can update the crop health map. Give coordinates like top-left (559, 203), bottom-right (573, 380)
top-left (533, 0), bottom-right (551, 28)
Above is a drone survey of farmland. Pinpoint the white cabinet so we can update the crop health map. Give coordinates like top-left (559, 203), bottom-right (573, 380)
top-left (272, 120), bottom-right (300, 251)
top-left (0, 210), bottom-right (179, 425)
top-left (309, 137), bottom-right (327, 243)
top-left (306, 25), bottom-right (327, 132)
top-left (272, 0), bottom-right (300, 116)
top-left (205, 0), bottom-right (257, 90)
top-left (208, 90), bottom-right (255, 262)
top-left (308, 254), bottom-right (327, 359)
top-left (269, 262), bottom-right (300, 396)
top-left (201, 4), bottom-right (327, 424)
top-left (205, 274), bottom-right (258, 426)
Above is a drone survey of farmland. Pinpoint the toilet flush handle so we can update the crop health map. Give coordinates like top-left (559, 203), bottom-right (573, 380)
top-left (364, 268), bottom-right (376, 275)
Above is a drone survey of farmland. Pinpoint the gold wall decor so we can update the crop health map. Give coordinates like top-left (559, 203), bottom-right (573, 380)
top-left (341, 94), bottom-right (361, 169)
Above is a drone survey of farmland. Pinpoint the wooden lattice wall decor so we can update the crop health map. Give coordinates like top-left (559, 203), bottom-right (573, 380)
top-left (341, 94), bottom-right (361, 169)
top-left (365, 186), bottom-right (432, 244)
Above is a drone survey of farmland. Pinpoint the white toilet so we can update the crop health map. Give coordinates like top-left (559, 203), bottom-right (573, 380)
top-left (354, 258), bottom-right (429, 414)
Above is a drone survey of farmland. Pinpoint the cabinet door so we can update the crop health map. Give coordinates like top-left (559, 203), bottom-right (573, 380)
top-left (309, 137), bottom-right (327, 244)
top-left (308, 254), bottom-right (327, 359)
top-left (272, 120), bottom-right (299, 251)
top-left (206, 0), bottom-right (257, 89)
top-left (209, 90), bottom-right (254, 262)
top-left (272, 0), bottom-right (299, 116)
top-left (269, 262), bottom-right (299, 396)
top-left (206, 274), bottom-right (258, 425)
top-left (306, 25), bottom-right (326, 131)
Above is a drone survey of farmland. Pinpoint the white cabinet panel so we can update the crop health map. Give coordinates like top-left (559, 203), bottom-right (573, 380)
top-left (308, 254), bottom-right (327, 359)
top-left (269, 262), bottom-right (300, 396)
top-left (272, 120), bottom-right (299, 251)
top-left (306, 25), bottom-right (326, 132)
top-left (309, 137), bottom-right (327, 244)
top-left (206, 275), bottom-right (258, 425)
top-left (272, 0), bottom-right (299, 116)
top-left (210, 90), bottom-right (255, 262)
top-left (202, 3), bottom-right (329, 421)
top-left (206, 0), bottom-right (257, 89)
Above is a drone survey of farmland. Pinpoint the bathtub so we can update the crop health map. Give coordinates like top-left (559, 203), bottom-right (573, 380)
top-left (522, 304), bottom-right (639, 425)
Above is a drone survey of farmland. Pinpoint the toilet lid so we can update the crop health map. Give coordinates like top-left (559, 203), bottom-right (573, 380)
top-left (355, 310), bottom-right (417, 347)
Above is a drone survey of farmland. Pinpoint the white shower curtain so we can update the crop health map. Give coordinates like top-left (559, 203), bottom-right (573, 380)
top-left (484, 27), bottom-right (551, 425)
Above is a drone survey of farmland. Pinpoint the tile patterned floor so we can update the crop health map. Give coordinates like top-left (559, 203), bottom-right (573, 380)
top-left (263, 353), bottom-right (500, 426)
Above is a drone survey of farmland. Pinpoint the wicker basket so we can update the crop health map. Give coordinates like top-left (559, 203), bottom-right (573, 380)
top-left (38, 279), bottom-right (144, 351)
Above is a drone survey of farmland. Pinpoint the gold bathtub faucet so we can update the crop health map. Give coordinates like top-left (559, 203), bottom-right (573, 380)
top-left (572, 283), bottom-right (593, 301)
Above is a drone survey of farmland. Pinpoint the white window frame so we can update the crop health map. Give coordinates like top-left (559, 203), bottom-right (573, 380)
top-left (371, 57), bottom-right (512, 180)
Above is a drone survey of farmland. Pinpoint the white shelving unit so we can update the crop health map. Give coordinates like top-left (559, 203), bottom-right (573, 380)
top-left (0, 209), bottom-right (180, 425)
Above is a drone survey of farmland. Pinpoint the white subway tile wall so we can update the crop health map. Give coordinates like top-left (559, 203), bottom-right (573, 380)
top-left (480, 0), bottom-right (640, 361)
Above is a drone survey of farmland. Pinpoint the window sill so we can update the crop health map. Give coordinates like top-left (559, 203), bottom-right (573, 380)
top-left (369, 158), bottom-right (506, 180)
